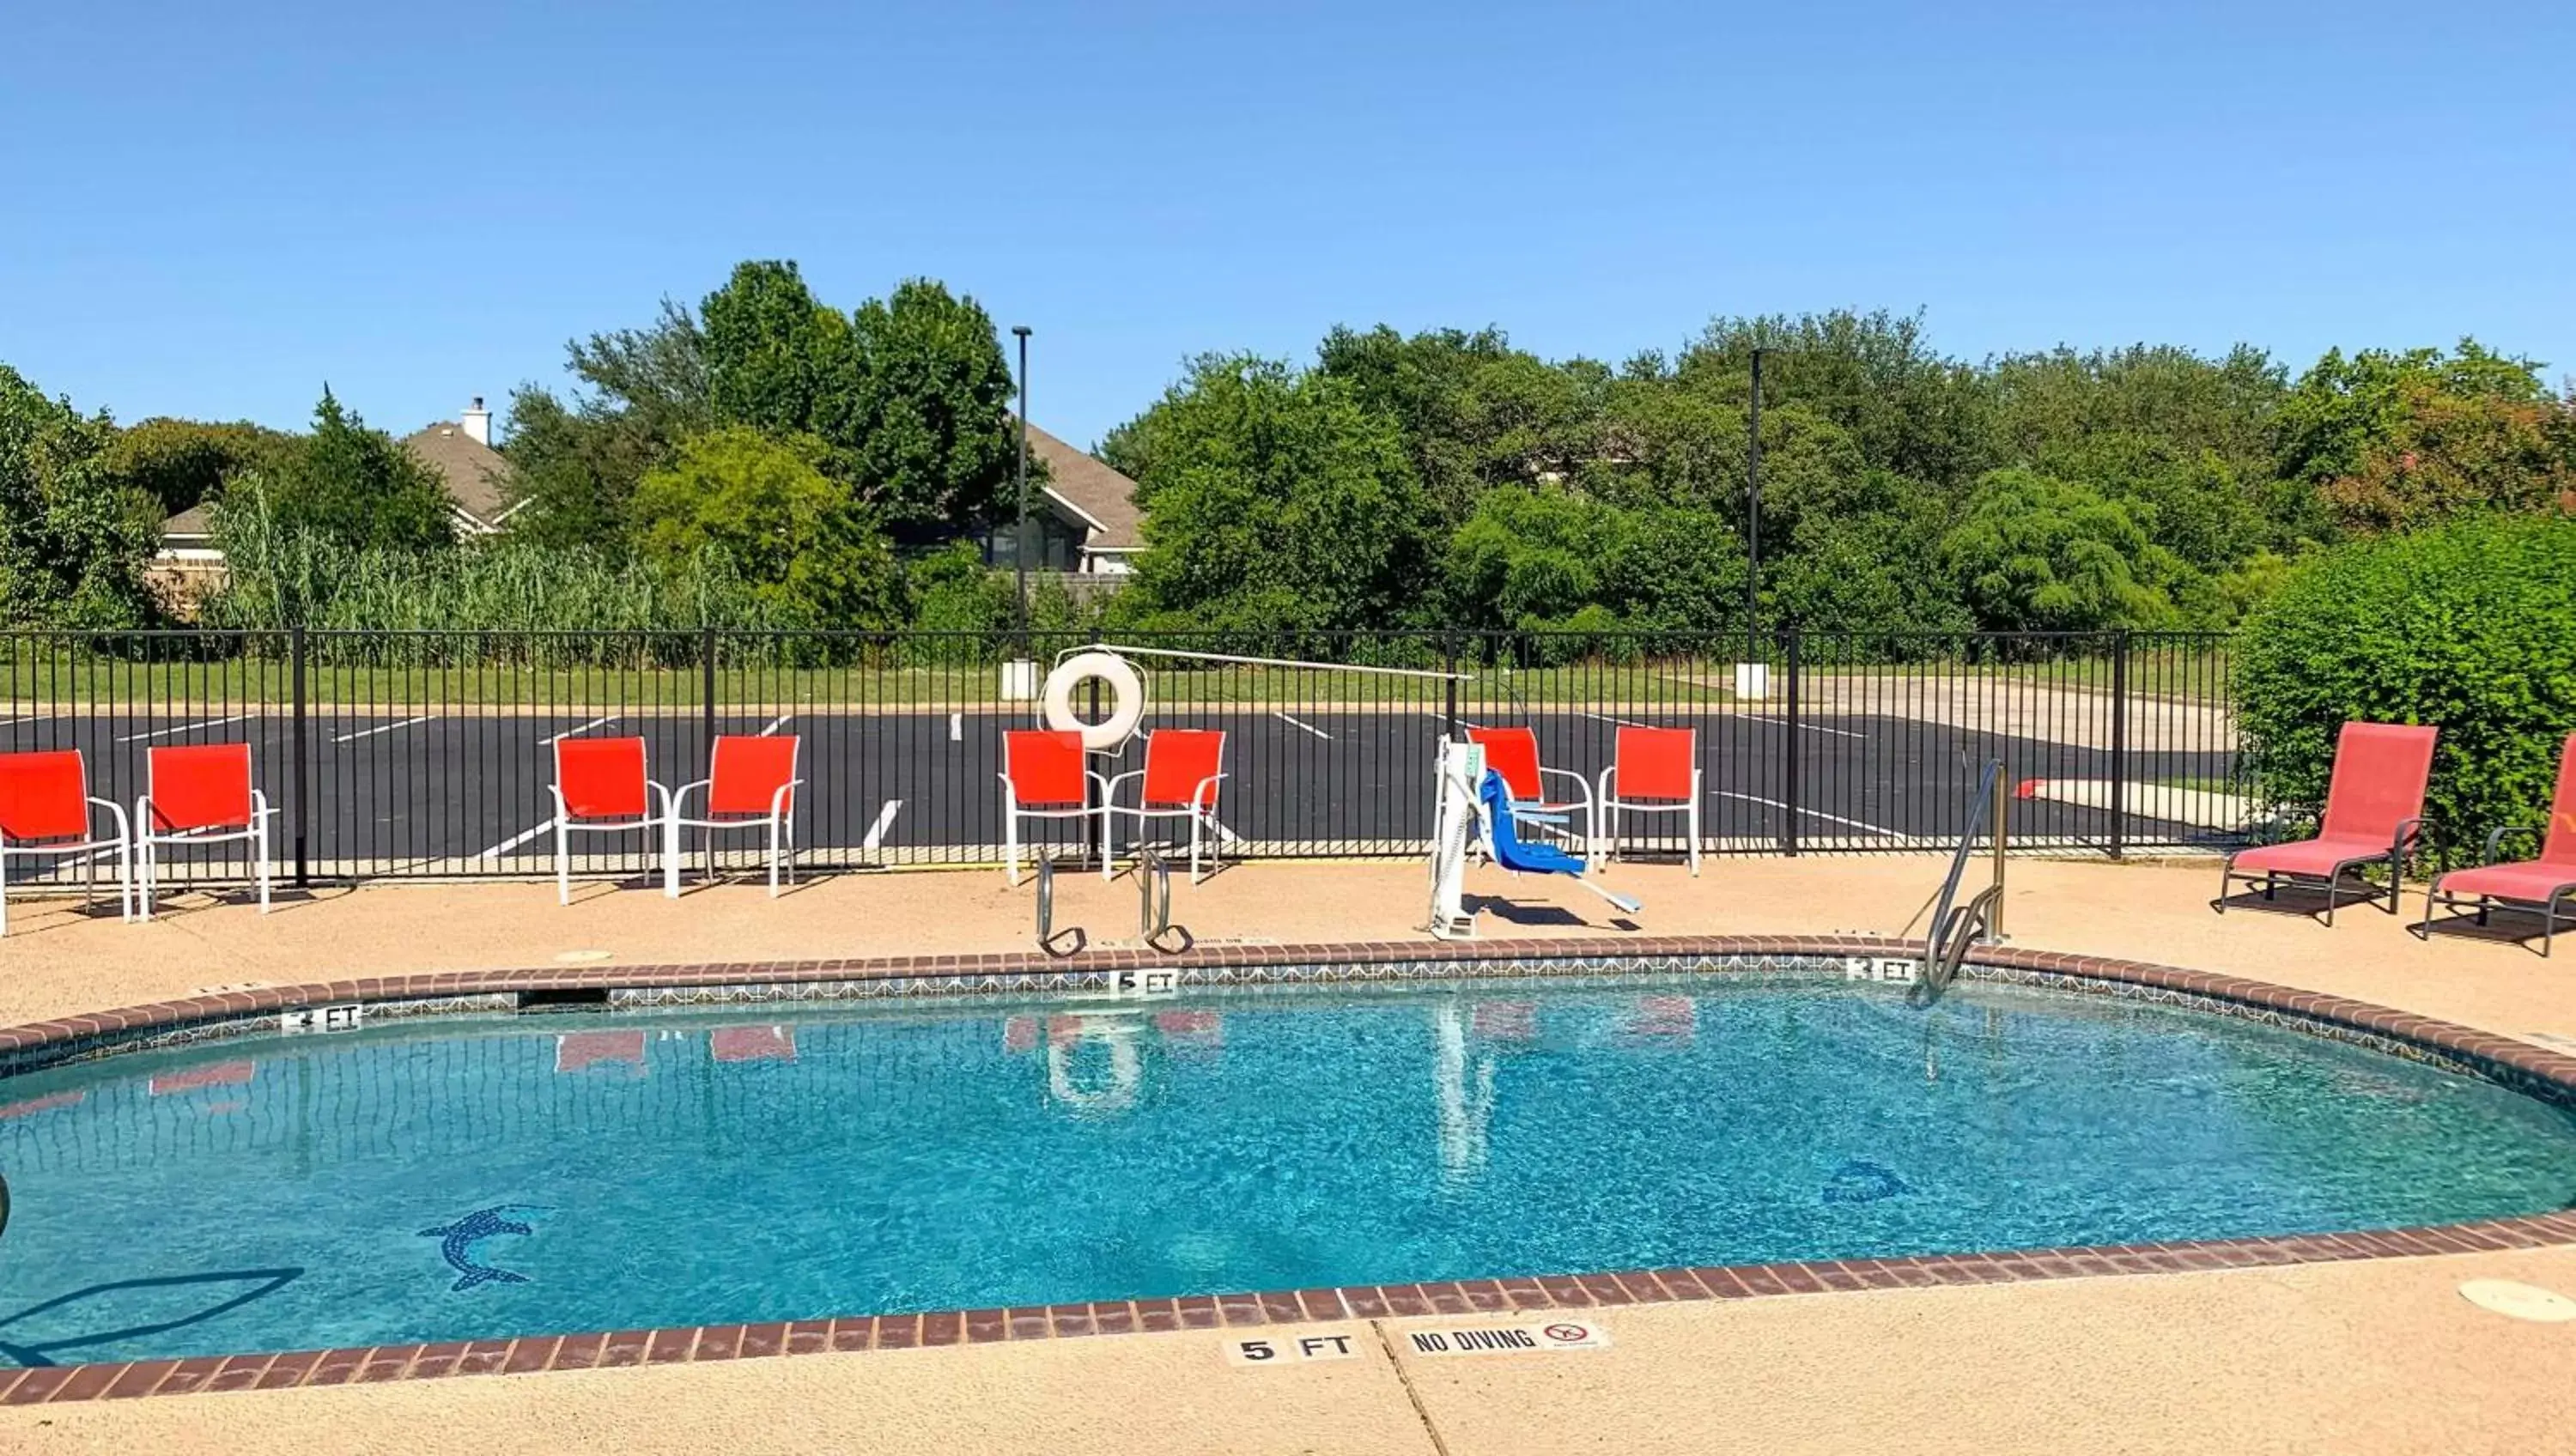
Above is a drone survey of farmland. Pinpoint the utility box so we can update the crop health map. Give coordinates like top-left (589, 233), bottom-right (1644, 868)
top-left (999, 658), bottom-right (1040, 701)
top-left (1732, 662), bottom-right (1770, 701)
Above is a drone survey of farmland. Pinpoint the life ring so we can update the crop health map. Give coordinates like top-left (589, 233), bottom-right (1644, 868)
top-left (1042, 652), bottom-right (1146, 751)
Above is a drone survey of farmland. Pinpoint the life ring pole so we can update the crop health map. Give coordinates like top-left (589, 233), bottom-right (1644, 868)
top-left (1055, 642), bottom-right (1474, 682)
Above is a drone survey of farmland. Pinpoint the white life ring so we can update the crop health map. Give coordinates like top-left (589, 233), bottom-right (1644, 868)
top-left (1042, 652), bottom-right (1146, 751)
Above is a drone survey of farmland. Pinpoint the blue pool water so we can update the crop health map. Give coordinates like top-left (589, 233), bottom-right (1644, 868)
top-left (2, 974), bottom-right (2573, 1366)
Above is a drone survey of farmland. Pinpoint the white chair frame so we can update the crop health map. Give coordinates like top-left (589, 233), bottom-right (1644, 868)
top-left (0, 800), bottom-right (134, 935)
top-left (999, 766), bottom-right (1110, 888)
top-left (135, 788), bottom-right (273, 921)
top-left (667, 743), bottom-right (804, 899)
top-left (550, 779), bottom-right (675, 906)
top-left (1595, 763), bottom-right (1703, 877)
top-left (1100, 767), bottom-right (1229, 883)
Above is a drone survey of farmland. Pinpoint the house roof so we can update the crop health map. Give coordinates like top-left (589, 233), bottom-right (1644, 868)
top-left (398, 422), bottom-right (510, 528)
top-left (1021, 422), bottom-right (1143, 551)
top-left (156, 420), bottom-right (513, 541)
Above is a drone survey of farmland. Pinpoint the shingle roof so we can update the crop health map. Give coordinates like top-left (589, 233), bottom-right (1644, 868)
top-left (161, 502), bottom-right (214, 538)
top-left (1021, 422), bottom-right (1144, 551)
top-left (399, 422), bottom-right (511, 528)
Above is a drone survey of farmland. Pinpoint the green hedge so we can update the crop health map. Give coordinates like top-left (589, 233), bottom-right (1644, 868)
top-left (2233, 514), bottom-right (2576, 867)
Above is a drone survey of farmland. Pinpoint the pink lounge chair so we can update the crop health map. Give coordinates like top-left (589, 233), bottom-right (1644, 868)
top-left (2415, 733), bottom-right (2576, 956)
top-left (2215, 721), bottom-right (2437, 924)
top-left (1466, 725), bottom-right (1595, 852)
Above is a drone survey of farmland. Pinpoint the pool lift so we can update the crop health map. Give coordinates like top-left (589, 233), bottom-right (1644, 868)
top-left (1912, 756), bottom-right (2010, 1003)
top-left (1428, 740), bottom-right (1640, 940)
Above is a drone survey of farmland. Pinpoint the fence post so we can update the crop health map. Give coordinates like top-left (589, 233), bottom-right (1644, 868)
top-left (1782, 628), bottom-right (1801, 857)
top-left (2109, 629), bottom-right (2130, 860)
top-left (291, 625), bottom-right (310, 888)
top-left (701, 627), bottom-right (719, 754)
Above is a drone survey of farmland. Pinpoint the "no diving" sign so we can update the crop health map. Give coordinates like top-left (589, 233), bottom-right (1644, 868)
top-left (1404, 1320), bottom-right (1610, 1356)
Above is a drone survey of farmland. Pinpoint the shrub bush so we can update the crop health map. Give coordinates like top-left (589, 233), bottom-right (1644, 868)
top-left (2233, 513), bottom-right (2576, 866)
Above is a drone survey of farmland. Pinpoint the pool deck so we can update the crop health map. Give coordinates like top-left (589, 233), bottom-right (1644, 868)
top-left (3, 854), bottom-right (2573, 1453)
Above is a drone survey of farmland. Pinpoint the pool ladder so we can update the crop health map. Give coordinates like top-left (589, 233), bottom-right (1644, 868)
top-left (1918, 758), bottom-right (2008, 1001)
top-left (1033, 847), bottom-right (1189, 956)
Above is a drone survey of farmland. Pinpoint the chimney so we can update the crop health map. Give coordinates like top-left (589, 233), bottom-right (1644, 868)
top-left (460, 396), bottom-right (491, 446)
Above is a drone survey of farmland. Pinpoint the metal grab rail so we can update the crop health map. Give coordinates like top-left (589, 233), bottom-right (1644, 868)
top-left (1034, 852), bottom-right (1084, 956)
top-left (1919, 759), bottom-right (2008, 999)
top-left (1135, 846), bottom-right (1190, 952)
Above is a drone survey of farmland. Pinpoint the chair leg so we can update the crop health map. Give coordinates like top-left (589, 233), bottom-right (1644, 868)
top-left (1101, 808), bottom-right (1116, 883)
top-left (138, 838), bottom-right (155, 922)
top-left (556, 818), bottom-right (572, 906)
top-left (1005, 810), bottom-right (1022, 888)
top-left (1688, 799), bottom-right (1702, 877)
top-left (258, 828), bottom-right (272, 914)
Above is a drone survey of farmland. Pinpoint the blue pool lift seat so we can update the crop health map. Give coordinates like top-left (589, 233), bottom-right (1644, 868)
top-left (1477, 770), bottom-right (1641, 914)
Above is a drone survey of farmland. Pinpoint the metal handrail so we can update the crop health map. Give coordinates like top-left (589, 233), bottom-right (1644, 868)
top-left (1919, 759), bottom-right (2008, 998)
top-left (1135, 846), bottom-right (1189, 952)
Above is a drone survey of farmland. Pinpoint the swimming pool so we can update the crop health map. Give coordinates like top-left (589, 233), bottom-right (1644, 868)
top-left (2, 964), bottom-right (2573, 1368)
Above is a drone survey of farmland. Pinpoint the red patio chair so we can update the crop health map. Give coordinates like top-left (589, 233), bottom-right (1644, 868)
top-left (1000, 729), bottom-right (1105, 886)
top-left (0, 749), bottom-right (131, 934)
top-left (667, 735), bottom-right (803, 898)
top-left (2415, 732), bottom-right (2576, 956)
top-left (137, 743), bottom-right (275, 920)
top-left (550, 736), bottom-right (672, 906)
top-left (1595, 725), bottom-right (1701, 876)
top-left (1466, 726), bottom-right (1594, 856)
top-left (1101, 728), bottom-right (1228, 883)
top-left (2215, 720), bottom-right (2436, 924)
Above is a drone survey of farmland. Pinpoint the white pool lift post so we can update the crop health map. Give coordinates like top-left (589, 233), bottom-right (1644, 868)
top-left (1427, 740), bottom-right (1641, 940)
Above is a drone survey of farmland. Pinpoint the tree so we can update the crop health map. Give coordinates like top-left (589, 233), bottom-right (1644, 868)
top-left (2313, 383), bottom-right (2575, 533)
top-left (629, 427), bottom-right (899, 628)
top-left (0, 364), bottom-right (161, 628)
top-left (841, 278), bottom-right (1022, 538)
top-left (233, 388), bottom-right (454, 553)
top-left (1938, 469), bottom-right (2190, 632)
top-left (502, 298), bottom-right (712, 549)
top-left (700, 261), bottom-right (854, 445)
top-left (97, 417), bottom-right (294, 518)
top-left (2275, 340), bottom-right (2552, 488)
top-left (1106, 355), bottom-right (1433, 634)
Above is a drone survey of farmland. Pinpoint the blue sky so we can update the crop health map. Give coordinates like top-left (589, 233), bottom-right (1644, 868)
top-left (4, 0), bottom-right (2569, 450)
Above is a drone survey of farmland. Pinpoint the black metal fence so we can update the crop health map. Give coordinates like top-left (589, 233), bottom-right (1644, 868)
top-left (0, 628), bottom-right (2246, 892)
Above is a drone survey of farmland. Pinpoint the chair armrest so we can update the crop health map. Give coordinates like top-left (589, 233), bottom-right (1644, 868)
top-left (252, 788), bottom-right (275, 824)
top-left (1518, 808), bottom-right (1571, 826)
top-left (2391, 816), bottom-right (2425, 865)
top-left (1536, 767), bottom-right (1593, 804)
top-left (671, 779), bottom-right (712, 816)
top-left (2483, 825), bottom-right (2543, 864)
top-left (1098, 768), bottom-right (1145, 806)
top-left (769, 779), bottom-right (803, 818)
top-left (1191, 772), bottom-right (1227, 811)
top-left (648, 780), bottom-right (675, 819)
top-left (89, 796), bottom-right (132, 842)
top-left (133, 793), bottom-right (156, 836)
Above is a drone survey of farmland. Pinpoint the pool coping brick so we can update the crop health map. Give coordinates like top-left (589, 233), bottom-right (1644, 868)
top-left (9, 933), bottom-right (2576, 1401)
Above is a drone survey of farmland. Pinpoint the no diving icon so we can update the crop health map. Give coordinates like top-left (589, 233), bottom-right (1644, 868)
top-left (1406, 1320), bottom-right (1611, 1355)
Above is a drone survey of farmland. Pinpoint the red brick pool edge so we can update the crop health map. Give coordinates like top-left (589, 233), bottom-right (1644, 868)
top-left (6, 934), bottom-right (2575, 1405)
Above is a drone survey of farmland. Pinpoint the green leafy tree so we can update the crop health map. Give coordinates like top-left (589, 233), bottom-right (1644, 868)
top-left (502, 299), bottom-right (712, 549)
top-left (700, 261), bottom-right (854, 445)
top-left (98, 418), bottom-right (294, 518)
top-left (0, 365), bottom-right (161, 628)
top-left (2235, 514), bottom-right (2576, 865)
top-left (1440, 486), bottom-right (1624, 631)
top-left (2275, 340), bottom-right (2551, 488)
top-left (629, 427), bottom-right (899, 628)
top-left (841, 278), bottom-right (1022, 537)
top-left (1105, 355), bottom-right (1433, 634)
top-left (1938, 469), bottom-right (2191, 632)
top-left (232, 388), bottom-right (454, 553)
top-left (2314, 383), bottom-right (2574, 533)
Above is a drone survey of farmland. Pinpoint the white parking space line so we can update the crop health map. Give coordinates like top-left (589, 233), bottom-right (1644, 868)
top-left (476, 821), bottom-right (556, 860)
top-left (332, 714), bottom-right (435, 744)
top-left (540, 714), bottom-right (619, 745)
top-left (1709, 790), bottom-right (1906, 839)
top-left (860, 799), bottom-right (903, 850)
top-left (1272, 711), bottom-right (1332, 741)
top-left (758, 713), bottom-right (794, 737)
top-left (0, 715), bottom-right (42, 728)
top-left (116, 713), bottom-right (255, 743)
top-left (1719, 711), bottom-right (1867, 739)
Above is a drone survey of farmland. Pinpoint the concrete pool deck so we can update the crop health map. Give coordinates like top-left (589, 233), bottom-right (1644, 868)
top-left (3, 855), bottom-right (2573, 1453)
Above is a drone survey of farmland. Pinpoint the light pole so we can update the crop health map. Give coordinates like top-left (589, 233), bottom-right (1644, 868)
top-left (1745, 345), bottom-right (1764, 663)
top-left (1012, 325), bottom-right (1032, 639)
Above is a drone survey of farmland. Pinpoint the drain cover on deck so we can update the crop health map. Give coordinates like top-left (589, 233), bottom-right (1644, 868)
top-left (2458, 1279), bottom-right (2576, 1322)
